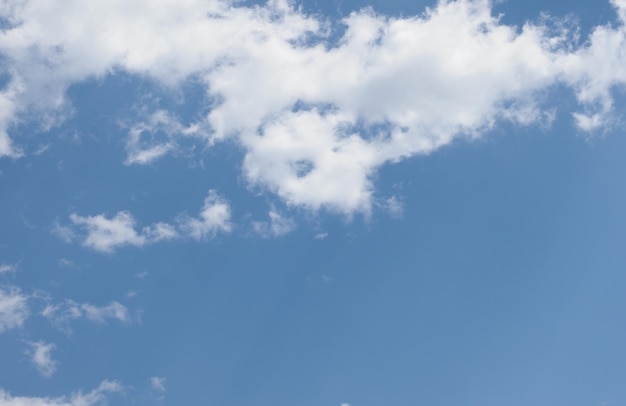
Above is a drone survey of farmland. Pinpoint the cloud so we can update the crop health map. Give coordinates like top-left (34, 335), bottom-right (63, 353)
top-left (381, 196), bottom-right (403, 219)
top-left (149, 377), bottom-right (166, 392)
top-left (0, 264), bottom-right (17, 274)
top-left (68, 211), bottom-right (150, 252)
top-left (67, 211), bottom-right (176, 253)
top-left (177, 190), bottom-right (232, 240)
top-left (0, 380), bottom-right (121, 406)
top-left (3, 0), bottom-right (626, 212)
top-left (0, 287), bottom-right (29, 333)
top-left (123, 110), bottom-right (204, 165)
top-left (25, 341), bottom-right (57, 378)
top-left (63, 189), bottom-right (230, 252)
top-left (252, 209), bottom-right (296, 238)
top-left (51, 222), bottom-right (76, 244)
top-left (42, 300), bottom-right (130, 331)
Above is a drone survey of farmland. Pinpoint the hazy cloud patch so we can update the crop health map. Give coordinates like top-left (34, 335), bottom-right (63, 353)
top-left (0, 287), bottom-right (29, 333)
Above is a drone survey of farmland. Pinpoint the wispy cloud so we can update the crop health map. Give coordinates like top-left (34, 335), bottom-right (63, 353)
top-left (25, 341), bottom-right (57, 378)
top-left (149, 377), bottom-right (166, 392)
top-left (0, 287), bottom-right (29, 333)
top-left (42, 300), bottom-right (131, 332)
top-left (0, 263), bottom-right (17, 275)
top-left (123, 110), bottom-right (205, 165)
top-left (0, 380), bottom-right (122, 406)
top-left (252, 209), bottom-right (296, 238)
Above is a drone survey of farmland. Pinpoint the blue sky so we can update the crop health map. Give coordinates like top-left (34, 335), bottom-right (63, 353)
top-left (1, 0), bottom-right (626, 405)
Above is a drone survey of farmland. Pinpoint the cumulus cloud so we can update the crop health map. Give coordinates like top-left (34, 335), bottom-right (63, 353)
top-left (0, 380), bottom-right (121, 406)
top-left (63, 189), bottom-right (231, 252)
top-left (67, 212), bottom-right (177, 253)
top-left (25, 341), bottom-right (57, 378)
top-left (68, 212), bottom-right (151, 252)
top-left (42, 300), bottom-right (131, 331)
top-left (0, 287), bottom-right (29, 333)
top-left (177, 190), bottom-right (233, 239)
top-left (3, 0), bottom-right (626, 212)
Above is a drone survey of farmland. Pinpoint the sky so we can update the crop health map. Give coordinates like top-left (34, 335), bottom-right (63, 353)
top-left (1, 0), bottom-right (626, 405)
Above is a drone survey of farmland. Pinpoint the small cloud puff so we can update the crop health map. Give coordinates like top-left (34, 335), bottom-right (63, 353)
top-left (69, 211), bottom-right (152, 253)
top-left (149, 377), bottom-right (166, 392)
top-left (25, 341), bottom-right (57, 378)
top-left (0, 287), bottom-right (29, 333)
top-left (177, 190), bottom-right (233, 240)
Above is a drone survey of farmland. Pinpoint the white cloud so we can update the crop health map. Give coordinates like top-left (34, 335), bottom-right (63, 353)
top-left (0, 264), bottom-right (17, 274)
top-left (68, 212), bottom-right (177, 253)
top-left (3, 0), bottom-right (626, 212)
top-left (143, 222), bottom-right (179, 243)
top-left (51, 222), bottom-right (76, 244)
top-left (381, 196), bottom-right (403, 218)
top-left (252, 209), bottom-right (296, 238)
top-left (0, 287), bottom-right (29, 333)
top-left (178, 190), bottom-right (232, 240)
top-left (149, 377), bottom-right (166, 392)
top-left (63, 189), bottom-right (230, 252)
top-left (0, 380), bottom-right (121, 406)
top-left (42, 300), bottom-right (130, 331)
top-left (123, 110), bottom-right (204, 165)
top-left (25, 341), bottom-right (57, 378)
top-left (69, 211), bottom-right (149, 252)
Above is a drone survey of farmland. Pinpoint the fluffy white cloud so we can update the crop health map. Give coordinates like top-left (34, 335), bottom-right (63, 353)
top-left (64, 189), bottom-right (231, 252)
top-left (68, 212), bottom-right (177, 253)
top-left (0, 287), bottom-right (29, 333)
top-left (25, 341), bottom-right (57, 378)
top-left (42, 300), bottom-right (130, 331)
top-left (3, 0), bottom-right (626, 212)
top-left (0, 380), bottom-right (121, 406)
top-left (69, 212), bottom-right (150, 252)
top-left (177, 190), bottom-right (233, 239)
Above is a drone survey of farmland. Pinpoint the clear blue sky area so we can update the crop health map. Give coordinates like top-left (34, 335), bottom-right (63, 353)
top-left (1, 1), bottom-right (625, 405)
